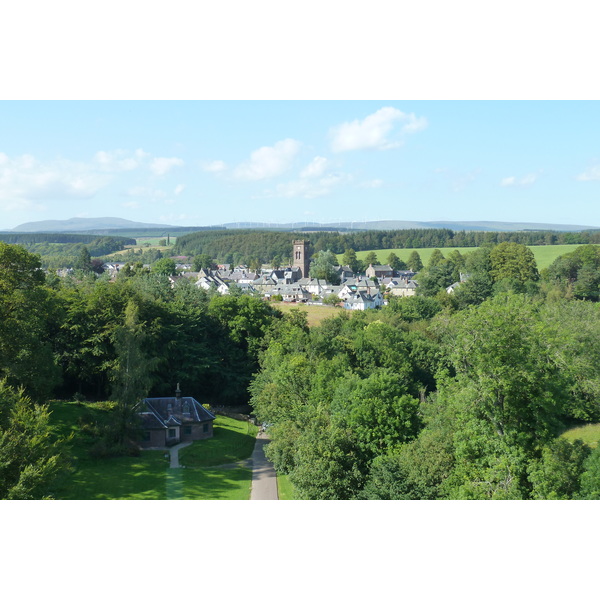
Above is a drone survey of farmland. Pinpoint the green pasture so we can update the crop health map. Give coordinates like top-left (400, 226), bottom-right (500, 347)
top-left (49, 402), bottom-right (257, 500)
top-left (136, 237), bottom-right (177, 247)
top-left (274, 302), bottom-right (341, 327)
top-left (343, 244), bottom-right (584, 271)
top-left (561, 423), bottom-right (600, 449)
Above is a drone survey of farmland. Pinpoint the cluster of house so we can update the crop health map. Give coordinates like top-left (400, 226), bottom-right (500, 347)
top-left (94, 260), bottom-right (420, 310)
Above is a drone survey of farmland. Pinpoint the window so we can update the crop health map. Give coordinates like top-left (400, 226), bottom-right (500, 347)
top-left (203, 424), bottom-right (209, 433)
top-left (168, 428), bottom-right (177, 439)
top-left (184, 426), bottom-right (192, 435)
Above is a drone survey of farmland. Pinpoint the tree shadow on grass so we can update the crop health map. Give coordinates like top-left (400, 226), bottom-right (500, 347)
top-left (57, 452), bottom-right (252, 500)
top-left (179, 427), bottom-right (258, 468)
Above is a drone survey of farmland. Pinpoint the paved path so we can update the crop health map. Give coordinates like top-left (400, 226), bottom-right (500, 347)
top-left (164, 432), bottom-right (278, 500)
top-left (168, 441), bottom-right (192, 468)
top-left (250, 431), bottom-right (278, 500)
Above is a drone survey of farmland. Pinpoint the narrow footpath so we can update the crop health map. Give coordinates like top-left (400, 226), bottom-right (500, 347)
top-left (168, 441), bottom-right (192, 468)
top-left (165, 434), bottom-right (278, 500)
top-left (250, 431), bottom-right (278, 500)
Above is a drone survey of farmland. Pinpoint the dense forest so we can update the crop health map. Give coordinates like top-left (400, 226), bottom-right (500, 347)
top-left (174, 227), bottom-right (600, 266)
top-left (249, 242), bottom-right (600, 499)
top-left (0, 241), bottom-right (279, 497)
top-left (3, 239), bottom-right (600, 499)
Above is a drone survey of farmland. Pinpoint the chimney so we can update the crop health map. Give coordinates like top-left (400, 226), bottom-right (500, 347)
top-left (175, 383), bottom-right (182, 400)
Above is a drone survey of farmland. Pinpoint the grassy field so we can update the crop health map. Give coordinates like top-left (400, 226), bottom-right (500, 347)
top-left (49, 402), bottom-right (257, 500)
top-left (561, 423), bottom-right (600, 449)
top-left (178, 416), bottom-right (258, 467)
top-left (274, 302), bottom-right (342, 327)
top-left (276, 473), bottom-right (295, 500)
top-left (344, 244), bottom-right (584, 272)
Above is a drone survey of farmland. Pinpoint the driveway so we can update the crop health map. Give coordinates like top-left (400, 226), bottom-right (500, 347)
top-left (250, 431), bottom-right (278, 500)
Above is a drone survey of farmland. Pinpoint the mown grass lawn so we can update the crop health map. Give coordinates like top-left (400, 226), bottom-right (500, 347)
top-left (178, 416), bottom-right (258, 467)
top-left (49, 402), bottom-right (257, 500)
top-left (276, 473), bottom-right (295, 500)
top-left (561, 423), bottom-right (600, 448)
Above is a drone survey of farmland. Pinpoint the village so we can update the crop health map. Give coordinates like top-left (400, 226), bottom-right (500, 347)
top-left (95, 240), bottom-right (420, 311)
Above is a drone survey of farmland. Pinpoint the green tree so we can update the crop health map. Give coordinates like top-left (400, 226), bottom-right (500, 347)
top-left (387, 252), bottom-right (406, 271)
top-left (406, 250), bottom-right (424, 271)
top-left (289, 413), bottom-right (366, 500)
top-left (151, 257), bottom-right (177, 276)
top-left (74, 246), bottom-right (92, 272)
top-left (0, 380), bottom-right (67, 499)
top-left (387, 295), bottom-right (442, 322)
top-left (192, 254), bottom-right (214, 271)
top-left (341, 248), bottom-right (361, 273)
top-left (528, 438), bottom-right (590, 499)
top-left (0, 243), bottom-right (60, 399)
top-left (332, 369), bottom-right (421, 457)
top-left (428, 249), bottom-right (445, 268)
top-left (579, 445), bottom-right (600, 499)
top-left (323, 294), bottom-right (341, 306)
top-left (309, 250), bottom-right (341, 284)
top-left (364, 251), bottom-right (378, 265)
top-left (489, 242), bottom-right (539, 284)
top-left (108, 300), bottom-right (158, 450)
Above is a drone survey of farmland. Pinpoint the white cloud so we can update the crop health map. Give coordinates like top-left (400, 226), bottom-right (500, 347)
top-left (300, 156), bottom-right (329, 178)
top-left (329, 107), bottom-right (427, 153)
top-left (201, 160), bottom-right (227, 173)
top-left (94, 148), bottom-right (149, 172)
top-left (360, 179), bottom-right (384, 188)
top-left (501, 173), bottom-right (539, 187)
top-left (174, 184), bottom-right (185, 196)
top-left (122, 201), bottom-right (141, 209)
top-left (0, 153), bottom-right (105, 206)
top-left (451, 169), bottom-right (481, 192)
top-left (234, 139), bottom-right (301, 181)
top-left (264, 172), bottom-right (352, 199)
top-left (151, 157), bottom-right (184, 176)
top-left (577, 165), bottom-right (600, 181)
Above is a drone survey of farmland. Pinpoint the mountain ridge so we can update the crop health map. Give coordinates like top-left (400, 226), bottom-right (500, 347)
top-left (7, 216), bottom-right (600, 233)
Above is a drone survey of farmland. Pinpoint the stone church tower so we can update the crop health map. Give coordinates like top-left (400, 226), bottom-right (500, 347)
top-left (293, 240), bottom-right (310, 278)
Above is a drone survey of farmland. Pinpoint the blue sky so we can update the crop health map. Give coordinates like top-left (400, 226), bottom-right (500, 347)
top-left (1, 100), bottom-right (600, 230)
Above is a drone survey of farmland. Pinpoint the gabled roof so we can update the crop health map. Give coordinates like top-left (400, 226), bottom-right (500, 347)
top-left (139, 396), bottom-right (215, 430)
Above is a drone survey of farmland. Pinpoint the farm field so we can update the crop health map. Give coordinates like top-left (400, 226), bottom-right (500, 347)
top-left (49, 402), bottom-right (257, 500)
top-left (561, 423), bottom-right (600, 449)
top-left (345, 244), bottom-right (584, 271)
top-left (273, 302), bottom-right (342, 327)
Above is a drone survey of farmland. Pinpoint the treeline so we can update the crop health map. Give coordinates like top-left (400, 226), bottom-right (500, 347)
top-left (174, 228), bottom-right (600, 265)
top-left (0, 232), bottom-right (136, 246)
top-left (0, 242), bottom-right (279, 404)
top-left (250, 249), bottom-right (600, 499)
top-left (0, 233), bottom-right (135, 270)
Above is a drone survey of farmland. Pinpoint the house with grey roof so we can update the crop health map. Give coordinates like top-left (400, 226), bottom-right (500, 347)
top-left (343, 291), bottom-right (383, 311)
top-left (266, 284), bottom-right (311, 302)
top-left (386, 278), bottom-right (418, 297)
top-left (365, 264), bottom-right (394, 279)
top-left (138, 385), bottom-right (215, 448)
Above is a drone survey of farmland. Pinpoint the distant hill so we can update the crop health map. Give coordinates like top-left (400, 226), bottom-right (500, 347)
top-left (11, 217), bottom-right (600, 234)
top-left (221, 220), bottom-right (599, 232)
top-left (12, 217), bottom-right (178, 233)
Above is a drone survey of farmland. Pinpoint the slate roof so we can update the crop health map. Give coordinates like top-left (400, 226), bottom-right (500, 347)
top-left (139, 396), bottom-right (215, 430)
